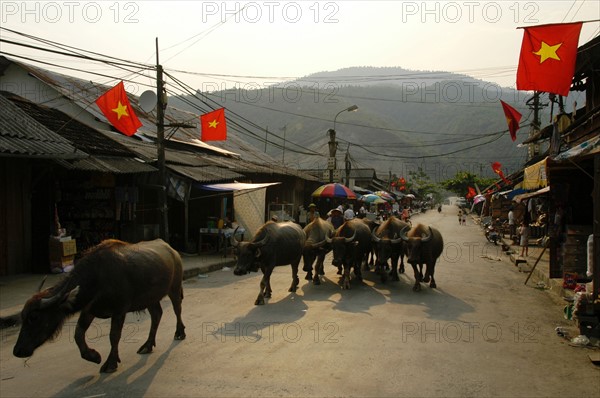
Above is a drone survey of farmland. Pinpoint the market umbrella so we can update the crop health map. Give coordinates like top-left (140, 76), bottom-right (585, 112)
top-left (373, 190), bottom-right (395, 202)
top-left (311, 183), bottom-right (357, 199)
top-left (360, 194), bottom-right (386, 204)
top-left (473, 194), bottom-right (486, 205)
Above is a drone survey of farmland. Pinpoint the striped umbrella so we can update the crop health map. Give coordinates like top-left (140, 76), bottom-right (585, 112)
top-left (311, 183), bottom-right (357, 199)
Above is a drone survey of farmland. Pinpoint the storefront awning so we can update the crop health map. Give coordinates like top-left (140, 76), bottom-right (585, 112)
top-left (522, 157), bottom-right (548, 189)
top-left (513, 186), bottom-right (550, 203)
top-left (200, 182), bottom-right (281, 191)
top-left (553, 135), bottom-right (600, 161)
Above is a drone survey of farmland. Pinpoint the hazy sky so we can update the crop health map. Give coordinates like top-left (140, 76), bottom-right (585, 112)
top-left (1, 1), bottom-right (599, 93)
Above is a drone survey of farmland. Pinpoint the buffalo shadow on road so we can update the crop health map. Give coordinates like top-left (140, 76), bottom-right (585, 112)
top-left (206, 292), bottom-right (310, 342)
top-left (47, 339), bottom-right (182, 398)
top-left (383, 273), bottom-right (476, 321)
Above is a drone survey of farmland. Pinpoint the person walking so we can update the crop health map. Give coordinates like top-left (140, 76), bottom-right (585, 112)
top-left (458, 209), bottom-right (463, 225)
top-left (508, 206), bottom-right (516, 240)
top-left (327, 206), bottom-right (344, 229)
top-left (307, 203), bottom-right (319, 223)
top-left (519, 221), bottom-right (530, 257)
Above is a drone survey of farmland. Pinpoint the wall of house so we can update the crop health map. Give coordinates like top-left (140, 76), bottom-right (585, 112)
top-left (234, 188), bottom-right (267, 238)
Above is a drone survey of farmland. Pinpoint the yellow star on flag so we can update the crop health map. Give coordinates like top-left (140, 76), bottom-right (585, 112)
top-left (111, 101), bottom-right (130, 120)
top-left (533, 41), bottom-right (562, 63)
top-left (208, 119), bottom-right (219, 128)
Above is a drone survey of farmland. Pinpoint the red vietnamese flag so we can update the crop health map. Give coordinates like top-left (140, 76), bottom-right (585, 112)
top-left (466, 186), bottom-right (476, 199)
top-left (500, 100), bottom-right (522, 141)
top-left (516, 22), bottom-right (583, 96)
top-left (491, 161), bottom-right (511, 185)
top-left (200, 108), bottom-right (227, 141)
top-left (95, 81), bottom-right (142, 136)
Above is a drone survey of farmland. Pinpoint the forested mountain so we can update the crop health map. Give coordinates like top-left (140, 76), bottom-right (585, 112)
top-left (171, 67), bottom-right (541, 183)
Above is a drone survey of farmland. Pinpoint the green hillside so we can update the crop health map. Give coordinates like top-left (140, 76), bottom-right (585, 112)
top-left (171, 67), bottom-right (538, 183)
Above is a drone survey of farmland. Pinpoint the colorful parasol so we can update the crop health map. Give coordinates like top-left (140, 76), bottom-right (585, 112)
top-left (311, 183), bottom-right (357, 199)
top-left (373, 190), bottom-right (395, 202)
top-left (360, 194), bottom-right (386, 204)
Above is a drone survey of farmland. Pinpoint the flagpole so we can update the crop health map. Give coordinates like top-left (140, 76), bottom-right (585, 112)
top-left (516, 19), bottom-right (600, 29)
top-left (156, 38), bottom-right (169, 242)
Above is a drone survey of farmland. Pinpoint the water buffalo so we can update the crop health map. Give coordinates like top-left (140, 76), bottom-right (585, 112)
top-left (13, 239), bottom-right (186, 373)
top-left (232, 221), bottom-right (306, 305)
top-left (361, 218), bottom-right (380, 269)
top-left (371, 216), bottom-right (409, 282)
top-left (302, 217), bottom-right (334, 285)
top-left (399, 223), bottom-right (444, 291)
top-left (326, 219), bottom-right (372, 289)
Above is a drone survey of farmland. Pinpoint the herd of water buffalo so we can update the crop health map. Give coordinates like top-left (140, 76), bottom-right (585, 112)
top-left (232, 216), bottom-right (444, 305)
top-left (11, 216), bottom-right (442, 373)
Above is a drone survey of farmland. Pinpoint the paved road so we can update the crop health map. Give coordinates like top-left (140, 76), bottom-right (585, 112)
top-left (1, 206), bottom-right (599, 397)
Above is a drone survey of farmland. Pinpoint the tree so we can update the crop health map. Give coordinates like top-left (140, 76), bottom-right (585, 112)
top-left (441, 171), bottom-right (496, 197)
top-left (407, 167), bottom-right (443, 203)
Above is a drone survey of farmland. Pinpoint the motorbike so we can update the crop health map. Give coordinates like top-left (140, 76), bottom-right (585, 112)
top-left (484, 220), bottom-right (500, 245)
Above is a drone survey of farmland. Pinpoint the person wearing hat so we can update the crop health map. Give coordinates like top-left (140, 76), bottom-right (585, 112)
top-left (343, 203), bottom-right (355, 221)
top-left (327, 206), bottom-right (344, 229)
top-left (307, 203), bottom-right (319, 223)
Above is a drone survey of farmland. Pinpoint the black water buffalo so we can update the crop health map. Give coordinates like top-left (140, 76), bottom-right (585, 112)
top-left (361, 218), bottom-right (380, 269)
top-left (302, 217), bottom-right (335, 285)
top-left (232, 221), bottom-right (306, 305)
top-left (13, 239), bottom-right (186, 373)
top-left (399, 223), bottom-right (444, 291)
top-left (326, 219), bottom-right (372, 289)
top-left (371, 216), bottom-right (410, 282)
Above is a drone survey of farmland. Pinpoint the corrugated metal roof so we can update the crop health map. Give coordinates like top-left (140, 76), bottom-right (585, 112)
top-left (167, 164), bottom-right (243, 182)
top-left (9, 57), bottom-right (238, 158)
top-left (54, 156), bottom-right (156, 174)
top-left (5, 93), bottom-right (133, 157)
top-left (0, 94), bottom-right (84, 159)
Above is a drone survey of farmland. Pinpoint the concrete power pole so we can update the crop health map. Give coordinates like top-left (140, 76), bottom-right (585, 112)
top-left (527, 92), bottom-right (542, 161)
top-left (328, 128), bottom-right (337, 183)
top-left (156, 38), bottom-right (169, 242)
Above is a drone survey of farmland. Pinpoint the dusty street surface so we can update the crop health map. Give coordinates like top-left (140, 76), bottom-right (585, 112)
top-left (1, 206), bottom-right (599, 397)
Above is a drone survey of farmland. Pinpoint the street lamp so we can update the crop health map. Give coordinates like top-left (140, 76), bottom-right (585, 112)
top-left (328, 105), bottom-right (358, 183)
top-left (333, 104), bottom-right (359, 131)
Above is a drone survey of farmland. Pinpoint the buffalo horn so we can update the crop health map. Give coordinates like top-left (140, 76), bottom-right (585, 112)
top-left (325, 231), bottom-right (333, 243)
top-left (37, 275), bottom-right (48, 292)
top-left (230, 226), bottom-right (241, 247)
top-left (371, 228), bottom-right (381, 243)
top-left (253, 233), bottom-right (269, 247)
top-left (312, 238), bottom-right (328, 248)
top-left (421, 226), bottom-right (433, 242)
top-left (39, 284), bottom-right (70, 309)
top-left (390, 233), bottom-right (403, 244)
top-left (344, 229), bottom-right (356, 243)
top-left (399, 225), bottom-right (410, 242)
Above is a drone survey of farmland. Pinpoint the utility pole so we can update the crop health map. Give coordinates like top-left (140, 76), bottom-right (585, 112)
top-left (280, 125), bottom-right (287, 165)
top-left (156, 38), bottom-right (169, 242)
top-left (328, 128), bottom-right (337, 183)
top-left (344, 144), bottom-right (351, 187)
top-left (264, 126), bottom-right (268, 152)
top-left (527, 91), bottom-right (542, 161)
